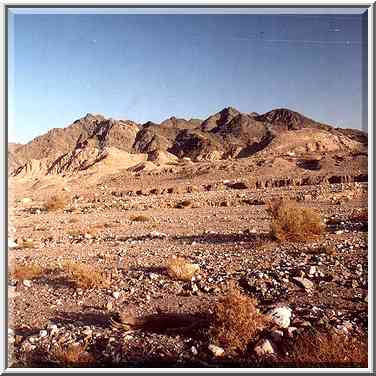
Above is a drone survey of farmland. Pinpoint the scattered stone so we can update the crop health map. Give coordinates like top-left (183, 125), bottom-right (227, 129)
top-left (308, 266), bottom-right (316, 275)
top-left (191, 283), bottom-right (199, 293)
top-left (48, 324), bottom-right (59, 336)
top-left (293, 277), bottom-right (314, 290)
top-left (267, 306), bottom-right (292, 328)
top-left (8, 286), bottom-right (19, 299)
top-left (191, 346), bottom-right (198, 356)
top-left (39, 330), bottom-right (48, 338)
top-left (254, 339), bottom-right (275, 356)
top-left (82, 327), bottom-right (93, 336)
top-left (8, 239), bottom-right (17, 249)
top-left (22, 280), bottom-right (32, 288)
top-left (149, 231), bottom-right (167, 238)
top-left (208, 344), bottom-right (225, 357)
top-left (112, 291), bottom-right (120, 299)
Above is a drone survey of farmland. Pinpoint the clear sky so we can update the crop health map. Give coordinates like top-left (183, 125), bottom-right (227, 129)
top-left (8, 9), bottom-right (367, 144)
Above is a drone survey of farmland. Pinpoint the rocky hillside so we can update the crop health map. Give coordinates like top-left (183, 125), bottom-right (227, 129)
top-left (10, 107), bottom-right (367, 178)
top-left (8, 143), bottom-right (23, 171)
top-left (13, 114), bottom-right (139, 162)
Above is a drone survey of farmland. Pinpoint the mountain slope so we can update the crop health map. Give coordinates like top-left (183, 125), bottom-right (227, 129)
top-left (10, 107), bottom-right (367, 178)
top-left (14, 114), bottom-right (139, 162)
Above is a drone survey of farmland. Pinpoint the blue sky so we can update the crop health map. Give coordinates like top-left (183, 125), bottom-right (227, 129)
top-left (8, 9), bottom-right (367, 144)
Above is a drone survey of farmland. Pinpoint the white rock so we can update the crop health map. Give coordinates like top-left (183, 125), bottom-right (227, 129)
top-left (308, 266), bottom-right (316, 275)
top-left (39, 330), bottom-right (48, 338)
top-left (191, 346), bottom-right (198, 356)
top-left (254, 339), bottom-right (275, 356)
top-left (8, 239), bottom-right (17, 249)
top-left (48, 324), bottom-right (59, 335)
top-left (22, 280), bottom-right (32, 288)
top-left (82, 327), bottom-right (92, 336)
top-left (8, 286), bottom-right (19, 299)
top-left (293, 277), bottom-right (314, 290)
top-left (287, 327), bottom-right (297, 337)
top-left (208, 344), bottom-right (225, 357)
top-left (21, 197), bottom-right (33, 204)
top-left (267, 306), bottom-right (292, 328)
top-left (112, 291), bottom-right (120, 299)
top-left (149, 231), bottom-right (167, 238)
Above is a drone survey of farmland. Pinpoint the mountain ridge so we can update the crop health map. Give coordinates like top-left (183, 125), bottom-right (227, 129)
top-left (10, 107), bottom-right (367, 178)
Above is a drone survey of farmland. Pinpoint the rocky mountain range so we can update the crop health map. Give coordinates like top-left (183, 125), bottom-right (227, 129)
top-left (9, 107), bottom-right (367, 178)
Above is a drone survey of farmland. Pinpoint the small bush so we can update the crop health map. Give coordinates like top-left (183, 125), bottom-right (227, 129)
top-left (11, 263), bottom-right (44, 280)
top-left (44, 195), bottom-right (66, 211)
top-left (14, 239), bottom-right (35, 249)
top-left (209, 282), bottom-right (269, 355)
top-left (166, 256), bottom-right (200, 281)
top-left (62, 261), bottom-right (110, 289)
top-left (129, 214), bottom-right (151, 222)
top-left (67, 228), bottom-right (82, 237)
top-left (267, 199), bottom-right (324, 242)
top-left (52, 344), bottom-right (95, 367)
top-left (285, 330), bottom-right (368, 367)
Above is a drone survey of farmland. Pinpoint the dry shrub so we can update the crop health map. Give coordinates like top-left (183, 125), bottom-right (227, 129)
top-left (52, 344), bottom-right (95, 367)
top-left (67, 228), bottom-right (82, 237)
top-left (11, 263), bottom-right (44, 280)
top-left (14, 239), bottom-right (35, 249)
top-left (44, 195), bottom-right (66, 211)
top-left (90, 223), bottom-right (105, 229)
top-left (62, 261), bottom-right (110, 289)
top-left (209, 282), bottom-right (269, 354)
top-left (286, 331), bottom-right (368, 367)
top-left (175, 200), bottom-right (193, 209)
top-left (166, 256), bottom-right (200, 281)
top-left (267, 199), bottom-right (324, 242)
top-left (130, 214), bottom-right (151, 222)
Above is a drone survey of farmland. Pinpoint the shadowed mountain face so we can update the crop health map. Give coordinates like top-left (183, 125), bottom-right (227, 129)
top-left (255, 108), bottom-right (332, 132)
top-left (200, 106), bottom-right (240, 132)
top-left (10, 107), bottom-right (367, 177)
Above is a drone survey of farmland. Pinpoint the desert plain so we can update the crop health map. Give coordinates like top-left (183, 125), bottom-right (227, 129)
top-left (7, 107), bottom-right (368, 367)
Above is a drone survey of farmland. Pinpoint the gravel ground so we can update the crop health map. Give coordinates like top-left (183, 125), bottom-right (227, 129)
top-left (7, 181), bottom-right (368, 368)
